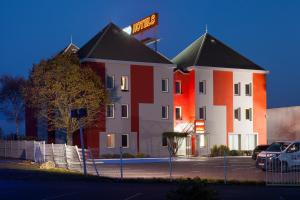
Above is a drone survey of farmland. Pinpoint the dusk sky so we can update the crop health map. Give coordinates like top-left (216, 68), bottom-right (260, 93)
top-left (1, 0), bottom-right (300, 134)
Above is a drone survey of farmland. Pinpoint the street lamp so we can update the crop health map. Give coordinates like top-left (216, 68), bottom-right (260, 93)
top-left (71, 108), bottom-right (87, 176)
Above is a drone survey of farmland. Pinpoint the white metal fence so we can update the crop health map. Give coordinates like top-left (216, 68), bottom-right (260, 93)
top-left (0, 140), bottom-right (45, 162)
top-left (0, 139), bottom-right (99, 175)
top-left (265, 152), bottom-right (300, 186)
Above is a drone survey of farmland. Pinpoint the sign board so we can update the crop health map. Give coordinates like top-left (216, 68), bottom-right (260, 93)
top-left (123, 13), bottom-right (158, 35)
top-left (194, 120), bottom-right (205, 134)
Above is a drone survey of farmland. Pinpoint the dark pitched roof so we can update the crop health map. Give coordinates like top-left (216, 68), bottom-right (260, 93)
top-left (78, 23), bottom-right (172, 64)
top-left (172, 33), bottom-right (265, 70)
top-left (58, 43), bottom-right (79, 55)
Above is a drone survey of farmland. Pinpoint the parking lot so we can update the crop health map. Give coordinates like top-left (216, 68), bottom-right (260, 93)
top-left (92, 157), bottom-right (265, 182)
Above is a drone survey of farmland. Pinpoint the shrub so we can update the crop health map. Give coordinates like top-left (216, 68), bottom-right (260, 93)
top-left (229, 150), bottom-right (241, 156)
top-left (122, 153), bottom-right (135, 158)
top-left (210, 145), bottom-right (230, 157)
top-left (166, 178), bottom-right (217, 200)
top-left (135, 153), bottom-right (150, 158)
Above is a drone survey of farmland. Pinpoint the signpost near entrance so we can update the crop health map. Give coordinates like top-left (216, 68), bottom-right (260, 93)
top-left (71, 108), bottom-right (88, 176)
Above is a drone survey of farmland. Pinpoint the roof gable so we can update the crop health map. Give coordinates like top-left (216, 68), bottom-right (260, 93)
top-left (78, 23), bottom-right (172, 64)
top-left (172, 33), bottom-right (265, 71)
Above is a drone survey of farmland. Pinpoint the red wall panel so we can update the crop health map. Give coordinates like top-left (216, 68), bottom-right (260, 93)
top-left (77, 62), bottom-right (106, 155)
top-left (173, 70), bottom-right (195, 125)
top-left (131, 65), bottom-right (154, 153)
top-left (213, 70), bottom-right (233, 145)
top-left (253, 73), bottom-right (267, 144)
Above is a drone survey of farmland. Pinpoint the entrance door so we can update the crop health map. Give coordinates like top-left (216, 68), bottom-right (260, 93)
top-left (191, 135), bottom-right (196, 155)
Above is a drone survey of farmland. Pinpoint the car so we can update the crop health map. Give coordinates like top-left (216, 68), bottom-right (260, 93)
top-left (269, 141), bottom-right (300, 172)
top-left (256, 141), bottom-right (291, 170)
top-left (252, 144), bottom-right (270, 160)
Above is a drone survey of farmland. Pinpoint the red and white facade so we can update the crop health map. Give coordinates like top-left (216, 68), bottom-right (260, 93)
top-left (174, 67), bottom-right (267, 156)
top-left (77, 58), bottom-right (175, 157)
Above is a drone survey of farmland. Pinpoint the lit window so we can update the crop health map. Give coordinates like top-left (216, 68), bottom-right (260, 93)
top-left (121, 134), bottom-right (129, 148)
top-left (200, 134), bottom-right (205, 147)
top-left (162, 106), bottom-right (169, 119)
top-left (175, 107), bottom-right (182, 120)
top-left (106, 104), bottom-right (114, 118)
top-left (245, 108), bottom-right (252, 121)
top-left (121, 76), bottom-right (129, 91)
top-left (121, 104), bottom-right (128, 118)
top-left (162, 135), bottom-right (168, 147)
top-left (106, 75), bottom-right (114, 89)
top-left (234, 83), bottom-right (240, 96)
top-left (107, 133), bottom-right (115, 148)
top-left (199, 107), bottom-right (206, 120)
top-left (199, 81), bottom-right (206, 94)
top-left (175, 81), bottom-right (181, 94)
top-left (234, 108), bottom-right (241, 121)
top-left (162, 79), bottom-right (169, 92)
top-left (245, 83), bottom-right (252, 96)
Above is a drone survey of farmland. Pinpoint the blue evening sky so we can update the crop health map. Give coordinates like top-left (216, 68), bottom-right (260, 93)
top-left (0, 0), bottom-right (299, 134)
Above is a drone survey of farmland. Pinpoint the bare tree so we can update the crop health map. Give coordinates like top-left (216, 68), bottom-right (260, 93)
top-left (23, 54), bottom-right (108, 145)
top-left (163, 132), bottom-right (188, 156)
top-left (0, 75), bottom-right (26, 137)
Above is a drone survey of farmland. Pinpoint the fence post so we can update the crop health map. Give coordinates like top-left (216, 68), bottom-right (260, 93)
top-left (10, 140), bottom-right (12, 158)
top-left (120, 147), bottom-right (123, 180)
top-left (169, 150), bottom-right (173, 181)
top-left (51, 143), bottom-right (55, 166)
top-left (43, 141), bottom-right (46, 163)
top-left (224, 151), bottom-right (227, 184)
top-left (75, 145), bottom-right (82, 169)
top-left (64, 144), bottom-right (69, 169)
top-left (25, 140), bottom-right (27, 160)
top-left (88, 147), bottom-right (99, 176)
top-left (4, 140), bottom-right (6, 159)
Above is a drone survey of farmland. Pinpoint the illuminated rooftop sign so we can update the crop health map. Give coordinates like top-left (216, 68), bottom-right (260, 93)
top-left (123, 13), bottom-right (158, 35)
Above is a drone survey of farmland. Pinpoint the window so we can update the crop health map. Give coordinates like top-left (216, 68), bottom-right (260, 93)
top-left (234, 83), bottom-right (241, 96)
top-left (121, 104), bottom-right (128, 118)
top-left (162, 135), bottom-right (168, 147)
top-left (121, 134), bottom-right (129, 148)
top-left (162, 79), bottom-right (169, 92)
top-left (106, 104), bottom-right (114, 118)
top-left (200, 134), bottom-right (205, 147)
top-left (287, 143), bottom-right (300, 153)
top-left (175, 81), bottom-right (181, 94)
top-left (106, 133), bottom-right (115, 148)
top-left (245, 108), bottom-right (252, 121)
top-left (234, 108), bottom-right (241, 121)
top-left (162, 106), bottom-right (169, 119)
top-left (199, 107), bottom-right (206, 120)
top-left (121, 76), bottom-right (129, 91)
top-left (229, 134), bottom-right (241, 150)
top-left (238, 134), bottom-right (242, 150)
top-left (106, 75), bottom-right (114, 89)
top-left (199, 81), bottom-right (206, 94)
top-left (245, 83), bottom-right (252, 96)
top-left (175, 107), bottom-right (182, 120)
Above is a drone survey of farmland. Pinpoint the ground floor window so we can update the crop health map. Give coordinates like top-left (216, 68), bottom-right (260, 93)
top-left (121, 134), bottom-right (129, 148)
top-left (107, 133), bottom-right (115, 148)
top-left (229, 134), bottom-right (258, 150)
top-left (199, 134), bottom-right (205, 147)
